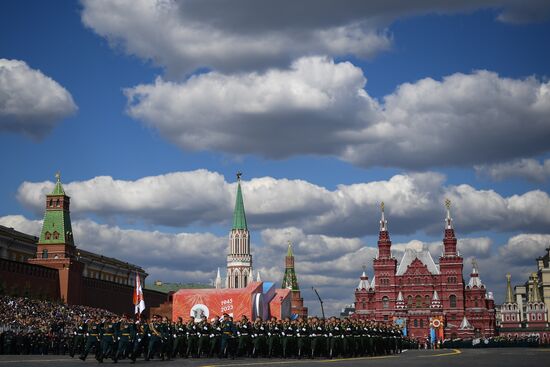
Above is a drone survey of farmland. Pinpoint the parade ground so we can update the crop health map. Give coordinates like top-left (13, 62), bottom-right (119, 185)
top-left (1, 348), bottom-right (549, 367)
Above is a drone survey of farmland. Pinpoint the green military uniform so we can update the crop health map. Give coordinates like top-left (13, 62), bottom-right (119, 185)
top-left (98, 319), bottom-right (117, 362)
top-left (342, 320), bottom-right (354, 357)
top-left (237, 317), bottom-right (252, 357)
top-left (186, 317), bottom-right (198, 358)
top-left (197, 317), bottom-right (211, 357)
top-left (172, 318), bottom-right (187, 358)
top-left (159, 318), bottom-right (172, 361)
top-left (145, 319), bottom-right (163, 361)
top-left (130, 322), bottom-right (147, 364)
top-left (281, 320), bottom-right (295, 358)
top-left (209, 320), bottom-right (222, 357)
top-left (309, 319), bottom-right (324, 358)
top-left (220, 316), bottom-right (236, 359)
top-left (79, 320), bottom-right (101, 361)
top-left (114, 319), bottom-right (134, 362)
top-left (296, 320), bottom-right (310, 359)
top-left (328, 320), bottom-right (342, 358)
top-left (251, 319), bottom-right (266, 357)
top-left (70, 320), bottom-right (86, 358)
top-left (267, 319), bottom-right (281, 357)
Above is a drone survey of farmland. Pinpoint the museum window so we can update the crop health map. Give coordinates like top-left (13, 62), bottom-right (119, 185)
top-left (382, 296), bottom-right (389, 309)
top-left (420, 319), bottom-right (424, 328)
top-left (243, 275), bottom-right (247, 287)
top-left (234, 275), bottom-right (239, 288)
top-left (425, 295), bottom-right (430, 307)
top-left (42, 249), bottom-right (48, 259)
top-left (415, 295), bottom-right (422, 308)
top-left (407, 295), bottom-right (413, 308)
top-left (450, 294), bottom-right (457, 308)
top-left (414, 319), bottom-right (418, 327)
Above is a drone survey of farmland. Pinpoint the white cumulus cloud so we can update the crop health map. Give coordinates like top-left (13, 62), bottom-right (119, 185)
top-left (124, 58), bottom-right (550, 169)
top-left (0, 59), bottom-right (77, 138)
top-left (81, 0), bottom-right (550, 75)
top-left (16, 169), bottom-right (550, 237)
top-left (475, 158), bottom-right (550, 182)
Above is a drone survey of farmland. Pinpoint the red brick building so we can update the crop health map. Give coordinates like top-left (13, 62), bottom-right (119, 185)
top-left (354, 201), bottom-right (496, 341)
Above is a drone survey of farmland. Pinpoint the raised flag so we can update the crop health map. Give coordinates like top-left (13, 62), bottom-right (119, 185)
top-left (133, 272), bottom-right (146, 316)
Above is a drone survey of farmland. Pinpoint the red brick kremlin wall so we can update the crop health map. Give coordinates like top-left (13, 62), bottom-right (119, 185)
top-left (0, 257), bottom-right (60, 300)
top-left (0, 257), bottom-right (167, 316)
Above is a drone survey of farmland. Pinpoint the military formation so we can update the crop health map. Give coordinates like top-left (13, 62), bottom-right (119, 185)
top-left (65, 313), bottom-right (413, 363)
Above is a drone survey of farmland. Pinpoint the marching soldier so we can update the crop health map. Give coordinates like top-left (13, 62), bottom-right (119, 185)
top-left (237, 315), bottom-right (252, 357)
top-left (209, 317), bottom-right (222, 357)
top-left (172, 317), bottom-right (186, 358)
top-left (309, 317), bottom-right (323, 358)
top-left (342, 318), bottom-right (353, 357)
top-left (186, 316), bottom-right (198, 358)
top-left (220, 314), bottom-right (236, 359)
top-left (251, 317), bottom-right (266, 358)
top-left (98, 316), bottom-right (118, 363)
top-left (145, 315), bottom-right (162, 361)
top-left (197, 316), bottom-right (211, 357)
top-left (327, 318), bottom-right (342, 359)
top-left (296, 317), bottom-right (310, 359)
top-left (70, 316), bottom-right (86, 358)
top-left (79, 317), bottom-right (102, 362)
top-left (114, 315), bottom-right (134, 363)
top-left (159, 316), bottom-right (172, 361)
top-left (130, 320), bottom-right (147, 364)
top-left (267, 317), bottom-right (280, 358)
top-left (281, 317), bottom-right (294, 358)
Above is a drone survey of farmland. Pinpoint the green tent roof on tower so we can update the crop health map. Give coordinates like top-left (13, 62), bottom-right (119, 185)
top-left (51, 172), bottom-right (65, 195)
top-left (39, 172), bottom-right (73, 245)
top-left (232, 173), bottom-right (247, 230)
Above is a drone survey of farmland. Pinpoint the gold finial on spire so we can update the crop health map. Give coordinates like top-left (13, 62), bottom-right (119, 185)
top-left (445, 198), bottom-right (451, 210)
top-left (381, 201), bottom-right (385, 211)
top-left (236, 171), bottom-right (242, 181)
top-left (55, 171), bottom-right (61, 182)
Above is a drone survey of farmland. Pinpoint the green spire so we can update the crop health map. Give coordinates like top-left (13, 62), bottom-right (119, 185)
top-left (39, 173), bottom-right (73, 245)
top-left (287, 240), bottom-right (293, 257)
top-left (232, 172), bottom-right (248, 230)
top-left (51, 171), bottom-right (65, 195)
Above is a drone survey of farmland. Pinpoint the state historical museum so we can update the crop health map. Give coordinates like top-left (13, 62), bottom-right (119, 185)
top-left (353, 201), bottom-right (496, 341)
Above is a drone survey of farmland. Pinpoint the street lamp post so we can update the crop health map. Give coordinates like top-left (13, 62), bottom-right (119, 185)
top-left (311, 286), bottom-right (325, 320)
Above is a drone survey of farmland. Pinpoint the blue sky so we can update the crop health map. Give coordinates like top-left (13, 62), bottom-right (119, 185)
top-left (1, 0), bottom-right (550, 315)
